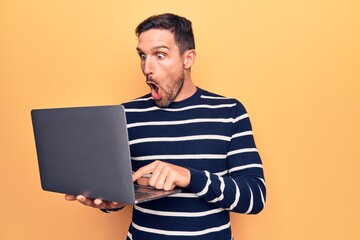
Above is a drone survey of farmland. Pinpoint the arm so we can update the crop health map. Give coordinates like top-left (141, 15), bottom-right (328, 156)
top-left (186, 164), bottom-right (265, 214)
top-left (186, 102), bottom-right (266, 214)
top-left (134, 157), bottom-right (265, 214)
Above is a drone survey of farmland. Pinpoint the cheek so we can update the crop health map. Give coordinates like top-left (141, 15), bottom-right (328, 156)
top-left (162, 62), bottom-right (183, 78)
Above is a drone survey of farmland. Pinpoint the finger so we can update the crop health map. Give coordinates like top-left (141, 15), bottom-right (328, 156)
top-left (148, 161), bottom-right (166, 187)
top-left (132, 161), bottom-right (158, 181)
top-left (76, 195), bottom-right (94, 206)
top-left (110, 202), bottom-right (123, 209)
top-left (65, 194), bottom-right (77, 201)
top-left (94, 199), bottom-right (103, 206)
top-left (76, 195), bottom-right (86, 203)
top-left (153, 166), bottom-right (170, 189)
top-left (95, 200), bottom-right (108, 209)
top-left (163, 171), bottom-right (177, 191)
top-left (136, 177), bottom-right (150, 186)
top-left (84, 198), bottom-right (95, 206)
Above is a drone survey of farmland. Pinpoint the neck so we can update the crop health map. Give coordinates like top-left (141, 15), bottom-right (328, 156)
top-left (174, 75), bottom-right (197, 102)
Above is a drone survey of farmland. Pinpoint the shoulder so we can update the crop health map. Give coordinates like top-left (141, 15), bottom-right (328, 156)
top-left (121, 93), bottom-right (155, 109)
top-left (198, 88), bottom-right (247, 114)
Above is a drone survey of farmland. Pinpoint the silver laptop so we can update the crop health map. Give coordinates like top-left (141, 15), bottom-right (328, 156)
top-left (31, 105), bottom-right (180, 204)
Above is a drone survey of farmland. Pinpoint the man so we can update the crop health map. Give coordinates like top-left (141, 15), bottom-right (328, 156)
top-left (66, 13), bottom-right (266, 240)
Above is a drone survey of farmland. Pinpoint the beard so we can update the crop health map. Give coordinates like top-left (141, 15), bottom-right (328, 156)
top-left (153, 73), bottom-right (185, 108)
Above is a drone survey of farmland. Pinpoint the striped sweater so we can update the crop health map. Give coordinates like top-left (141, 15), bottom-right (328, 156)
top-left (122, 87), bottom-right (266, 240)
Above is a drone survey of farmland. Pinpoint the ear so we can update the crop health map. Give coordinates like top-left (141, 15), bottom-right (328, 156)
top-left (183, 50), bottom-right (196, 69)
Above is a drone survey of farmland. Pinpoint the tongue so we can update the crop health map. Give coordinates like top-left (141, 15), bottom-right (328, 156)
top-left (151, 87), bottom-right (161, 100)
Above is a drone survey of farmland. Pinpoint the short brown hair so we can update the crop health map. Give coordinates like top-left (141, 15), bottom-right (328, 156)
top-left (135, 13), bottom-right (195, 54)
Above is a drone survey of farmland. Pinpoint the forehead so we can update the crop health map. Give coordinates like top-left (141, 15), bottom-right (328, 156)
top-left (137, 29), bottom-right (178, 51)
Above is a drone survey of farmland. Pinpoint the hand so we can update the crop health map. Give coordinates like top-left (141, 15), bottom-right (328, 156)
top-left (132, 160), bottom-right (190, 191)
top-left (65, 194), bottom-right (125, 210)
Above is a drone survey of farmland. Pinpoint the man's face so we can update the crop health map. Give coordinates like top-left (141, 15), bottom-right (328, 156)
top-left (136, 29), bottom-right (186, 108)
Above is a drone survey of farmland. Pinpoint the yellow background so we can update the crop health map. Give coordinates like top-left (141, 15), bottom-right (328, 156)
top-left (1, 0), bottom-right (359, 239)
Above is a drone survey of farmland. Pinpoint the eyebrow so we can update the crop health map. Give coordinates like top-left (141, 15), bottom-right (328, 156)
top-left (136, 45), bottom-right (171, 52)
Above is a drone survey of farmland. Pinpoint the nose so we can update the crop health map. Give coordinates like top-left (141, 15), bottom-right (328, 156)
top-left (142, 58), bottom-right (153, 76)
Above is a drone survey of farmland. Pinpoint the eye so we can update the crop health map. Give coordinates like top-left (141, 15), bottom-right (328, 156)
top-left (156, 53), bottom-right (166, 60)
top-left (139, 53), bottom-right (146, 61)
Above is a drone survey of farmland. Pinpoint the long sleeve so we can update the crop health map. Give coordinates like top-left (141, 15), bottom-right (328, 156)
top-left (185, 101), bottom-right (266, 214)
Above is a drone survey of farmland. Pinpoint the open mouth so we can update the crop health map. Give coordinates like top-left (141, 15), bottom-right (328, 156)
top-left (147, 81), bottom-right (158, 92)
top-left (146, 80), bottom-right (161, 100)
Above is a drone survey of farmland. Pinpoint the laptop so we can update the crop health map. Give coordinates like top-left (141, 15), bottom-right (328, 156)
top-left (31, 105), bottom-right (181, 204)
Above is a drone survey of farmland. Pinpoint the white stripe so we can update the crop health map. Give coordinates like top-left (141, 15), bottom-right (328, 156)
top-left (127, 114), bottom-right (248, 128)
top-left (227, 148), bottom-right (258, 157)
top-left (168, 192), bottom-right (198, 198)
top-left (258, 177), bottom-right (266, 187)
top-left (235, 114), bottom-right (249, 122)
top-left (132, 154), bottom-right (227, 161)
top-left (200, 95), bottom-right (228, 100)
top-left (229, 163), bottom-right (263, 173)
top-left (245, 186), bottom-right (254, 214)
top-left (208, 176), bottom-right (225, 203)
top-left (127, 232), bottom-right (132, 240)
top-left (134, 205), bottom-right (224, 217)
top-left (129, 135), bottom-right (231, 145)
top-left (215, 169), bottom-right (229, 177)
top-left (132, 221), bottom-right (231, 236)
top-left (231, 131), bottom-right (253, 139)
top-left (125, 103), bottom-right (236, 113)
top-left (197, 171), bottom-right (211, 196)
top-left (126, 106), bottom-right (158, 112)
top-left (258, 184), bottom-right (265, 206)
top-left (170, 171), bottom-right (228, 199)
top-left (130, 97), bottom-right (153, 102)
top-left (227, 179), bottom-right (240, 210)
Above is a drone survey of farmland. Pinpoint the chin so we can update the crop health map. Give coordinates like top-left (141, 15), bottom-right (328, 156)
top-left (155, 99), bottom-right (173, 108)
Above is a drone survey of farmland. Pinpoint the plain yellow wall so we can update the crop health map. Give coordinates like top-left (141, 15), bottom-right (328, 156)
top-left (1, 0), bottom-right (359, 239)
